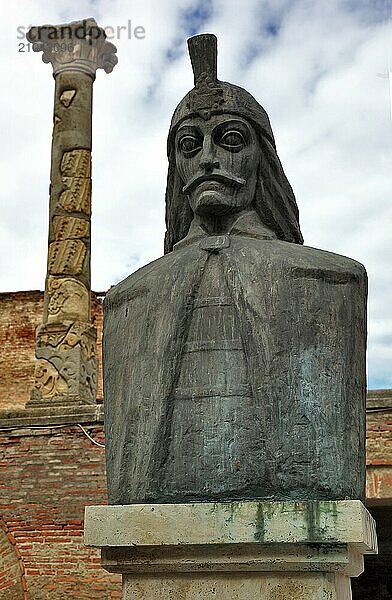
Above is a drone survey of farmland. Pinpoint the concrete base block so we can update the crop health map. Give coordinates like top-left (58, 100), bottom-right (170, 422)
top-left (84, 500), bottom-right (377, 600)
top-left (122, 572), bottom-right (351, 600)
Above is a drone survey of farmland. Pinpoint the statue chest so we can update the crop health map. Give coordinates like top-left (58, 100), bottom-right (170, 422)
top-left (162, 251), bottom-right (267, 500)
top-left (174, 251), bottom-right (251, 400)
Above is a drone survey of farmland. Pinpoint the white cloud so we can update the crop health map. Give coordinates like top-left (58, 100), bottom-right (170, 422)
top-left (0, 0), bottom-right (390, 388)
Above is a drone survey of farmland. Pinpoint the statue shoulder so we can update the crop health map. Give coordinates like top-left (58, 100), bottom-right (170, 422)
top-left (232, 237), bottom-right (367, 284)
top-left (104, 243), bottom-right (202, 312)
top-left (104, 251), bottom-right (180, 312)
top-left (281, 242), bottom-right (366, 279)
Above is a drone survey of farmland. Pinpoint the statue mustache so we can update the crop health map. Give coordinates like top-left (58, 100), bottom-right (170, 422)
top-left (182, 170), bottom-right (246, 194)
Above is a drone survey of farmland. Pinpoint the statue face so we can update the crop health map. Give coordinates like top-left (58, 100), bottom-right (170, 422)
top-left (175, 114), bottom-right (260, 217)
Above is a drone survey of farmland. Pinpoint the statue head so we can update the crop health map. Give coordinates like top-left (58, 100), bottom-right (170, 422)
top-left (164, 34), bottom-right (303, 253)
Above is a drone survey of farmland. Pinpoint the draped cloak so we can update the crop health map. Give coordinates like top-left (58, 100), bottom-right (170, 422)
top-left (103, 210), bottom-right (367, 505)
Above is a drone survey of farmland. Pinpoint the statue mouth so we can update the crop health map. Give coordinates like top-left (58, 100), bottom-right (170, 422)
top-left (182, 171), bottom-right (246, 194)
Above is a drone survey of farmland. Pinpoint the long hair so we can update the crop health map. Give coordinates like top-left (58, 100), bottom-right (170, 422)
top-left (164, 125), bottom-right (303, 254)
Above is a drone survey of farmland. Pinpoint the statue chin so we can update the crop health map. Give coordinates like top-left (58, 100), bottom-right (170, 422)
top-left (191, 190), bottom-right (243, 217)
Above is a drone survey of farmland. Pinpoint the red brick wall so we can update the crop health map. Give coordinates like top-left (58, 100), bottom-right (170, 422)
top-left (366, 407), bottom-right (392, 501)
top-left (0, 425), bottom-right (121, 599)
top-left (0, 521), bottom-right (25, 599)
top-left (0, 291), bottom-right (103, 410)
top-left (0, 292), bottom-right (43, 411)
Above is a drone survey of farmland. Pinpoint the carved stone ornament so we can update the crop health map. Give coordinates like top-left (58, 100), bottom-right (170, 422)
top-left (61, 149), bottom-right (91, 177)
top-left (33, 358), bottom-right (68, 399)
top-left (58, 149), bottom-right (91, 215)
top-left (47, 277), bottom-right (89, 323)
top-left (36, 321), bottom-right (97, 360)
top-left (48, 240), bottom-right (87, 276)
top-left (35, 323), bottom-right (69, 349)
top-left (59, 322), bottom-right (97, 359)
top-left (26, 19), bottom-right (118, 78)
top-left (52, 216), bottom-right (90, 241)
top-left (31, 334), bottom-right (98, 405)
top-left (59, 179), bottom-right (91, 215)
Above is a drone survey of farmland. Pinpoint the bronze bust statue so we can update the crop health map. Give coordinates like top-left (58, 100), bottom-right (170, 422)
top-left (104, 34), bottom-right (367, 505)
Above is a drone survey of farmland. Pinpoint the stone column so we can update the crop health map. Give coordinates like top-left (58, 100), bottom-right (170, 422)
top-left (85, 500), bottom-right (377, 600)
top-left (26, 20), bottom-right (117, 408)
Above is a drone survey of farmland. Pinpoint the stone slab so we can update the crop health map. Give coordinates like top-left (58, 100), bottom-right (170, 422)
top-left (102, 542), bottom-right (364, 577)
top-left (122, 572), bottom-right (352, 600)
top-left (85, 501), bottom-right (377, 599)
top-left (0, 403), bottom-right (103, 428)
top-left (84, 500), bottom-right (377, 553)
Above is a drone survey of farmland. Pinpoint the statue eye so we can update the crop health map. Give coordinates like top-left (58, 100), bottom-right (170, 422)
top-left (178, 135), bottom-right (201, 154)
top-left (219, 129), bottom-right (246, 151)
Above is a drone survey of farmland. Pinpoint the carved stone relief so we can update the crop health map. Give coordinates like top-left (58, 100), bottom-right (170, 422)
top-left (59, 322), bottom-right (96, 359)
top-left (32, 325), bottom-right (98, 405)
top-left (33, 358), bottom-right (68, 399)
top-left (59, 178), bottom-right (91, 215)
top-left (36, 322), bottom-right (96, 357)
top-left (36, 322), bottom-right (69, 349)
top-left (52, 216), bottom-right (89, 241)
top-left (61, 149), bottom-right (91, 177)
top-left (47, 277), bottom-right (89, 323)
top-left (47, 240), bottom-right (87, 276)
top-left (59, 149), bottom-right (91, 216)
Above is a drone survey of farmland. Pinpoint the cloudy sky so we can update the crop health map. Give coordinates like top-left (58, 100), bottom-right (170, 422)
top-left (0, 0), bottom-right (391, 389)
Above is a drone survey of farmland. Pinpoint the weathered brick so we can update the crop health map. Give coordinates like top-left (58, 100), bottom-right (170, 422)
top-left (0, 426), bottom-right (121, 598)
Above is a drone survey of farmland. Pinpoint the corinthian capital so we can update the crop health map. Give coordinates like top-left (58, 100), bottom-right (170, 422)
top-left (26, 18), bottom-right (118, 78)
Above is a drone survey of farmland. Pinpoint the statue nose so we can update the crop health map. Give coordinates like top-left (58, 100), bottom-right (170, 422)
top-left (200, 158), bottom-right (220, 172)
top-left (199, 136), bottom-right (220, 172)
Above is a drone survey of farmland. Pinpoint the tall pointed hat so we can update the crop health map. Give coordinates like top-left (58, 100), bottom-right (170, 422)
top-left (165, 34), bottom-right (303, 253)
top-left (168, 34), bottom-right (275, 150)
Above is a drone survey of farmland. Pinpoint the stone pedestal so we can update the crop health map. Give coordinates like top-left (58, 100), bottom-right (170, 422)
top-left (84, 500), bottom-right (377, 599)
